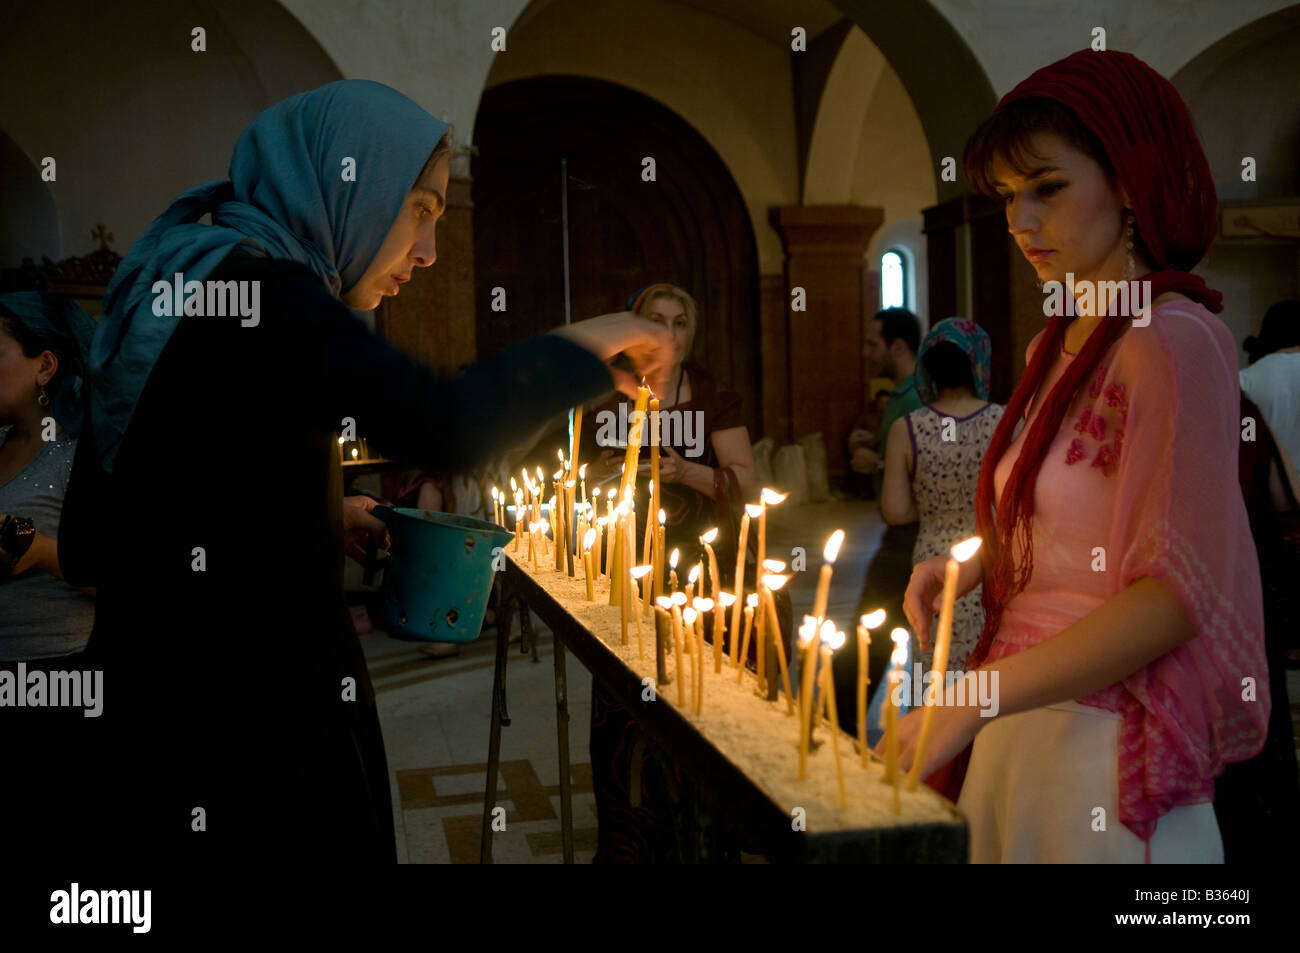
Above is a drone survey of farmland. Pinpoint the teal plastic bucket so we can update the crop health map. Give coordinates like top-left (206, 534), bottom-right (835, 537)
top-left (371, 506), bottom-right (513, 643)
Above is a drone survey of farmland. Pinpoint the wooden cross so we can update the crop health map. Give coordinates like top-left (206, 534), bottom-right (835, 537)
top-left (90, 224), bottom-right (114, 249)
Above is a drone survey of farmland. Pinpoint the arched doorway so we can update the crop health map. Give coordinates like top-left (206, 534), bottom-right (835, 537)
top-left (472, 76), bottom-right (762, 435)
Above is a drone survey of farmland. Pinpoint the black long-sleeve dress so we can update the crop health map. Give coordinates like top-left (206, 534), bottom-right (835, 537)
top-left (31, 245), bottom-right (612, 862)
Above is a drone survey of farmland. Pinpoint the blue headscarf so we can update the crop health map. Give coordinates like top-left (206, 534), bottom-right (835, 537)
top-left (0, 292), bottom-right (96, 437)
top-left (92, 80), bottom-right (448, 470)
top-left (915, 317), bottom-right (992, 402)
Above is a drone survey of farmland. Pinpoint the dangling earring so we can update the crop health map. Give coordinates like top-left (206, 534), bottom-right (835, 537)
top-left (37, 386), bottom-right (51, 407)
top-left (1123, 212), bottom-right (1135, 283)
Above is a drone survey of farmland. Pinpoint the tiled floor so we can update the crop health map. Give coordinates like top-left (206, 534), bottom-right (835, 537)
top-left (360, 497), bottom-right (1300, 863)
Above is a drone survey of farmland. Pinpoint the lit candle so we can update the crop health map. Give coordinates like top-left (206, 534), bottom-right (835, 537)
top-left (820, 628), bottom-right (848, 808)
top-left (737, 593), bottom-right (758, 685)
top-left (756, 488), bottom-right (788, 589)
top-left (579, 463), bottom-right (588, 509)
top-left (671, 593), bottom-right (687, 708)
top-left (642, 480), bottom-right (655, 572)
top-left (631, 565), bottom-right (652, 658)
top-left (668, 547), bottom-right (680, 595)
top-left (797, 617), bottom-right (819, 778)
top-left (593, 517), bottom-right (605, 583)
top-left (812, 530), bottom-right (845, 623)
top-left (683, 606), bottom-right (698, 713)
top-left (552, 492), bottom-right (563, 570)
top-left (491, 486), bottom-right (499, 525)
top-left (655, 596), bottom-right (672, 686)
top-left (732, 504), bottom-right (759, 666)
top-left (691, 597), bottom-right (712, 710)
top-left (699, 528), bottom-right (720, 601)
top-left (685, 562), bottom-right (700, 607)
top-left (716, 591), bottom-right (735, 667)
top-left (761, 575), bottom-right (794, 714)
top-left (618, 385), bottom-right (651, 503)
top-left (528, 521), bottom-right (538, 572)
top-left (883, 628), bottom-right (908, 792)
top-left (583, 529), bottom-right (597, 601)
top-left (906, 536), bottom-right (982, 790)
top-left (858, 608), bottom-right (885, 767)
top-left (755, 559), bottom-right (784, 695)
top-left (651, 509), bottom-right (666, 621)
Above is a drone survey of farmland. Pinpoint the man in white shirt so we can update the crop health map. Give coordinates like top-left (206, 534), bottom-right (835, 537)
top-left (1240, 300), bottom-right (1300, 472)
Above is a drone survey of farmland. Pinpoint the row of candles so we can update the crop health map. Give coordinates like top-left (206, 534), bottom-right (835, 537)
top-left (482, 388), bottom-right (982, 813)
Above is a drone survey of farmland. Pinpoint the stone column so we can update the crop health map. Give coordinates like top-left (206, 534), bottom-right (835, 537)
top-left (771, 205), bottom-right (883, 474)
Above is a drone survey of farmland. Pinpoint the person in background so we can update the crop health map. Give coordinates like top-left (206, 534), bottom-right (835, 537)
top-left (843, 308), bottom-right (923, 737)
top-left (880, 318), bottom-right (1004, 674)
top-left (1239, 299), bottom-right (1300, 475)
top-left (0, 292), bottom-right (96, 662)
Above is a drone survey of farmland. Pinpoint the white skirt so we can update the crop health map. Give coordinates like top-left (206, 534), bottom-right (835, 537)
top-left (957, 701), bottom-right (1223, 863)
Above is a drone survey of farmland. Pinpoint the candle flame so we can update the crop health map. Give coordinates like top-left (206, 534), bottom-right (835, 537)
top-left (536, 466), bottom-right (543, 480)
top-left (890, 644), bottom-right (908, 667)
top-left (648, 479), bottom-right (654, 495)
top-left (491, 487), bottom-right (499, 501)
top-left (693, 597), bottom-right (713, 612)
top-left (683, 607), bottom-right (697, 625)
top-left (823, 529), bottom-right (845, 563)
top-left (688, 564), bottom-right (701, 584)
top-left (579, 463), bottom-right (587, 479)
top-left (630, 564), bottom-right (653, 579)
top-left (528, 522), bottom-right (537, 532)
top-left (761, 573), bottom-right (790, 591)
top-left (669, 548), bottom-right (680, 569)
top-left (565, 480), bottom-right (575, 488)
top-left (717, 592), bottom-right (736, 607)
top-left (592, 487), bottom-right (602, 499)
top-left (952, 536), bottom-right (982, 563)
top-left (700, 527), bottom-right (719, 545)
top-left (744, 503), bottom-right (763, 518)
top-left (746, 593), bottom-right (759, 609)
top-left (658, 508), bottom-right (666, 525)
top-left (760, 487), bottom-right (789, 505)
top-left (761, 558), bottom-right (785, 572)
top-left (798, 620), bottom-right (817, 645)
top-left (510, 477), bottom-right (518, 492)
top-left (656, 596), bottom-right (673, 610)
top-left (583, 529), bottom-right (596, 551)
top-left (338, 436), bottom-right (344, 444)
top-left (558, 449), bottom-right (565, 462)
top-left (823, 629), bottom-right (847, 650)
top-left (860, 608), bottom-right (887, 629)
top-left (819, 619), bottom-right (836, 642)
top-left (671, 591), bottom-right (688, 607)
top-left (538, 520), bottom-right (549, 535)
top-left (351, 448), bottom-right (358, 458)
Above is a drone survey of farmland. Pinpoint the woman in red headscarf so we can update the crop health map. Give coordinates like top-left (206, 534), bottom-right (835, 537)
top-left (884, 50), bottom-right (1269, 863)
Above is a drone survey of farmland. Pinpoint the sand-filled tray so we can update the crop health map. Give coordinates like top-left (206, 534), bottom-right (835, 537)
top-left (503, 553), bottom-right (968, 863)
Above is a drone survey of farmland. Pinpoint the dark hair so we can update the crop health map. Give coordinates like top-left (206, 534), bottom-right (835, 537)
top-left (0, 309), bottom-right (61, 361)
top-left (963, 98), bottom-right (1115, 197)
top-left (962, 96), bottom-right (1155, 270)
top-left (872, 307), bottom-right (920, 356)
top-left (1244, 299), bottom-right (1300, 364)
top-left (921, 341), bottom-right (976, 393)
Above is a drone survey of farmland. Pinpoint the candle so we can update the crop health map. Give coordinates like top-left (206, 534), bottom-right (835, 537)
top-left (906, 536), bottom-right (982, 790)
top-left (553, 491), bottom-right (563, 571)
top-left (583, 529), bottom-right (597, 601)
top-left (685, 562), bottom-right (700, 607)
top-left (671, 593), bottom-right (687, 708)
top-left (732, 504), bottom-right (759, 666)
top-left (683, 607), bottom-right (698, 713)
top-left (668, 547), bottom-right (680, 595)
top-left (716, 591), bottom-right (735, 667)
top-left (761, 575), bottom-right (794, 714)
top-left (631, 565), bottom-right (652, 658)
top-left (754, 559), bottom-right (783, 695)
top-left (642, 480), bottom-right (655, 572)
top-left (820, 629), bottom-right (848, 807)
top-left (565, 480), bottom-right (577, 576)
top-left (699, 528), bottom-right (719, 600)
top-left (569, 407), bottom-right (583, 490)
top-left (618, 386), bottom-right (651, 503)
top-left (651, 509), bottom-right (666, 622)
top-left (737, 593), bottom-right (758, 685)
top-left (812, 529), bottom-right (845, 624)
top-left (883, 628), bottom-right (908, 789)
top-left (756, 488), bottom-right (788, 588)
top-left (609, 503), bottom-right (627, 608)
top-left (490, 487), bottom-right (499, 525)
top-left (797, 617), bottom-right (819, 778)
top-left (654, 596), bottom-right (672, 687)
top-left (593, 517), bottom-right (605, 583)
top-left (858, 608), bottom-right (885, 767)
top-left (528, 522), bottom-right (538, 572)
top-left (579, 463), bottom-right (588, 508)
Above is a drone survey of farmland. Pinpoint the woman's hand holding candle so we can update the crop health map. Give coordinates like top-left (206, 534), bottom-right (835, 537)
top-left (549, 312), bottom-right (674, 397)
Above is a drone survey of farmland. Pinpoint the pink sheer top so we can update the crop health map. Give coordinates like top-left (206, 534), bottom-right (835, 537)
top-left (987, 299), bottom-right (1269, 842)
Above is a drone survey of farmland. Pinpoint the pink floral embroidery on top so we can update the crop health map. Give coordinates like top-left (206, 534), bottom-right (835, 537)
top-left (1066, 438), bottom-right (1086, 465)
top-left (1104, 381), bottom-right (1127, 410)
top-left (1088, 364), bottom-right (1108, 399)
top-left (1074, 407), bottom-right (1093, 435)
top-left (1088, 412), bottom-right (1107, 441)
top-left (1092, 443), bottom-right (1118, 476)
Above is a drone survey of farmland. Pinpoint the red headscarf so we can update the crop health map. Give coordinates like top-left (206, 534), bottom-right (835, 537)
top-left (969, 50), bottom-right (1223, 667)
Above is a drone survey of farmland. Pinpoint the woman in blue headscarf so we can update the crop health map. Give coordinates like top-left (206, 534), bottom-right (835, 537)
top-left (880, 318), bottom-right (1004, 674)
top-left (44, 81), bottom-right (669, 863)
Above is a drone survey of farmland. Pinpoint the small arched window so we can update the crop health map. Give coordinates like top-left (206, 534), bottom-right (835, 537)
top-left (881, 248), bottom-right (907, 310)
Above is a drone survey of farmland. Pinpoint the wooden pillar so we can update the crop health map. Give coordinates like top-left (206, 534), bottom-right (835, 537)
top-left (922, 193), bottom-right (1035, 404)
top-left (376, 174), bottom-right (477, 372)
top-left (771, 205), bottom-right (883, 474)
